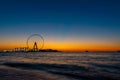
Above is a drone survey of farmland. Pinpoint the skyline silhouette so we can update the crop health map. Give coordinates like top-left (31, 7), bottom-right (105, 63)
top-left (0, 1), bottom-right (120, 80)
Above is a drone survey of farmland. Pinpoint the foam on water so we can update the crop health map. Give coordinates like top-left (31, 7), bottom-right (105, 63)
top-left (0, 52), bottom-right (120, 80)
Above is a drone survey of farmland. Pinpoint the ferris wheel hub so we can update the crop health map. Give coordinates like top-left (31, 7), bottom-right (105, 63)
top-left (26, 34), bottom-right (44, 51)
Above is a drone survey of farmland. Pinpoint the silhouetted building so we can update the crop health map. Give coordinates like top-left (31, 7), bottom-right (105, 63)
top-left (14, 47), bottom-right (28, 52)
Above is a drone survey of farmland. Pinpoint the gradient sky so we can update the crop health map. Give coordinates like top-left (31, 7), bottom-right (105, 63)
top-left (0, 0), bottom-right (120, 51)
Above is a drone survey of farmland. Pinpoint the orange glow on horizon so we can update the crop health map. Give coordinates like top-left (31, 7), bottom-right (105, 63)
top-left (0, 41), bottom-right (120, 52)
top-left (0, 36), bottom-right (120, 52)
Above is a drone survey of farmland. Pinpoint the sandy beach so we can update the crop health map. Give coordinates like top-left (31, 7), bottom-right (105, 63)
top-left (0, 52), bottom-right (120, 80)
top-left (0, 65), bottom-right (71, 80)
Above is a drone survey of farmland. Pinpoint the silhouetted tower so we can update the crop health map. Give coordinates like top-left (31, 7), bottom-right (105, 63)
top-left (33, 42), bottom-right (38, 51)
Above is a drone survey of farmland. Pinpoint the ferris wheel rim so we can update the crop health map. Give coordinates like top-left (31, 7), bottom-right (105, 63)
top-left (26, 34), bottom-right (44, 50)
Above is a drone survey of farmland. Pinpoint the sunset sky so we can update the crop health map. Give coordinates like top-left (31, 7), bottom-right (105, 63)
top-left (0, 0), bottom-right (120, 52)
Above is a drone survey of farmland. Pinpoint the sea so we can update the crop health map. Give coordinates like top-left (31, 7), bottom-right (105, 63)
top-left (0, 52), bottom-right (120, 80)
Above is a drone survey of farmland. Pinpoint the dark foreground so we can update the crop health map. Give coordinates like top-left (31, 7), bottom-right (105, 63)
top-left (0, 52), bottom-right (120, 80)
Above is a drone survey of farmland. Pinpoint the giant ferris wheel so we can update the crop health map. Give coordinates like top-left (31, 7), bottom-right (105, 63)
top-left (26, 34), bottom-right (44, 51)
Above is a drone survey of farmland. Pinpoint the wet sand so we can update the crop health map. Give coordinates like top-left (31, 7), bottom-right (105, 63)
top-left (0, 62), bottom-right (120, 80)
top-left (0, 52), bottom-right (120, 80)
top-left (0, 65), bottom-right (71, 80)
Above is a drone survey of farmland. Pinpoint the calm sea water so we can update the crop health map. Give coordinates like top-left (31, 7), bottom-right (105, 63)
top-left (0, 52), bottom-right (120, 80)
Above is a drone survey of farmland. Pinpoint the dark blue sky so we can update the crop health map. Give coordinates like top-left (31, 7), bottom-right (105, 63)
top-left (0, 0), bottom-right (120, 51)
